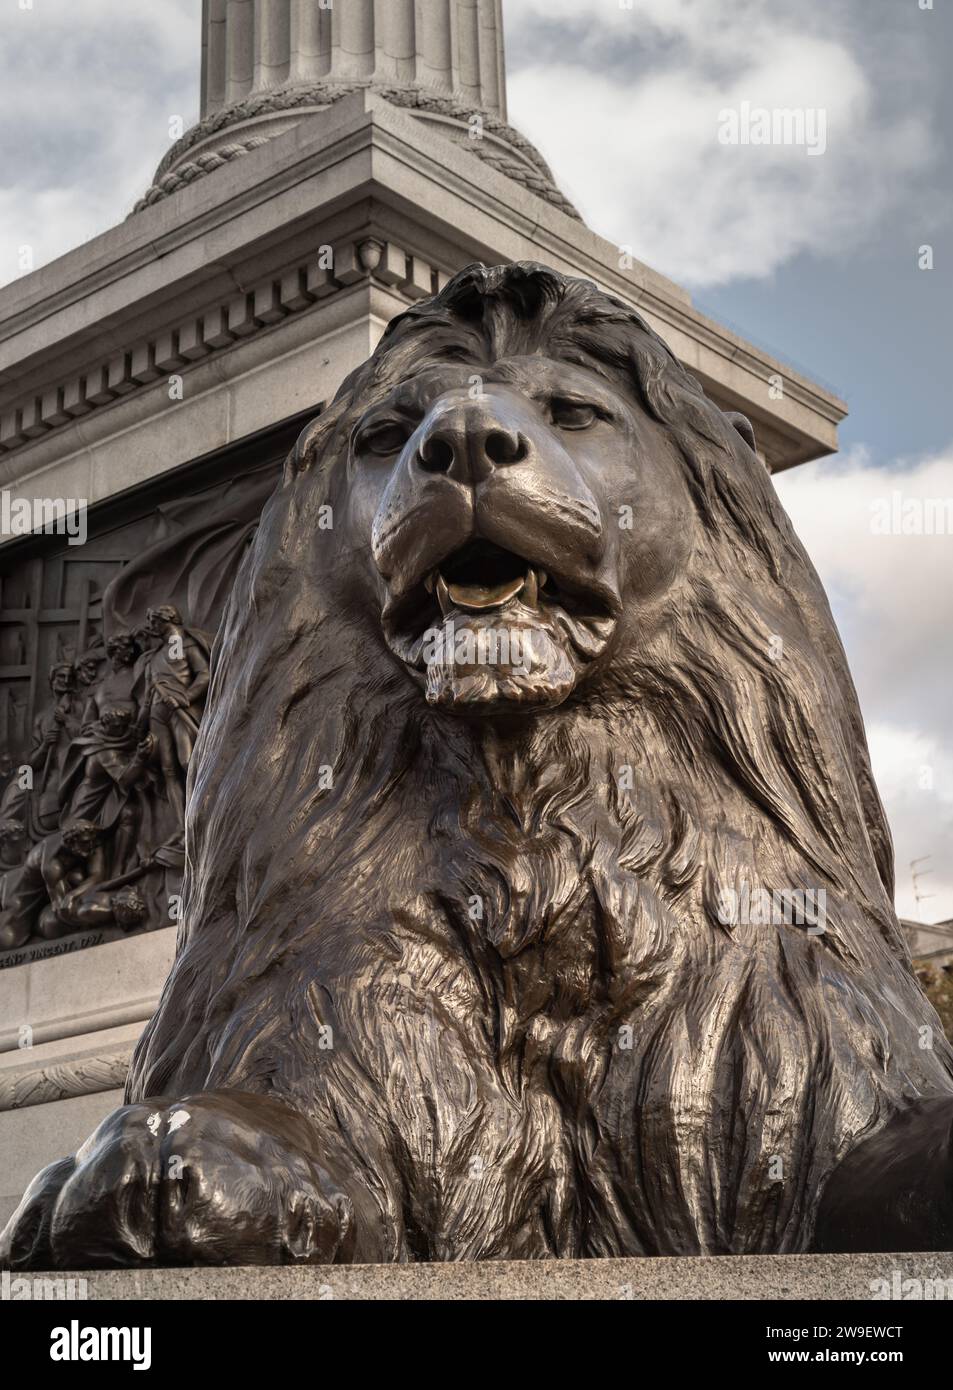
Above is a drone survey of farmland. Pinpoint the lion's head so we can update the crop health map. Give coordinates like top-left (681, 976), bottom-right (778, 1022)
top-left (131, 265), bottom-right (953, 1256)
top-left (315, 264), bottom-right (703, 714)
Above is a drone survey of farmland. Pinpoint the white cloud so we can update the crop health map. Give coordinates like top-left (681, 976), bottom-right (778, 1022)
top-left (505, 0), bottom-right (935, 286)
top-left (0, 0), bottom-right (936, 292)
top-left (0, 0), bottom-right (199, 285)
top-left (774, 447), bottom-right (953, 922)
top-left (865, 722), bottom-right (953, 924)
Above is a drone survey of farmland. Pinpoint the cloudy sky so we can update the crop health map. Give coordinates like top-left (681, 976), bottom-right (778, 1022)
top-left (1, 0), bottom-right (950, 920)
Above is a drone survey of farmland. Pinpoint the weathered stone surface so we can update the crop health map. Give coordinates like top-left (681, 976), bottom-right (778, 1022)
top-left (0, 1088), bottom-right (123, 1230)
top-left (200, 0), bottom-right (507, 121)
top-left (16, 1252), bottom-right (953, 1302)
top-left (0, 928), bottom-right (175, 1055)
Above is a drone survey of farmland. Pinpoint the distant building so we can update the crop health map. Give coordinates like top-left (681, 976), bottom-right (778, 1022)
top-left (902, 918), bottom-right (953, 966)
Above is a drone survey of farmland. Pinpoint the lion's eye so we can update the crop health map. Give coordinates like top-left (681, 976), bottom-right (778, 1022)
top-left (358, 421), bottom-right (413, 456)
top-left (550, 399), bottom-right (598, 430)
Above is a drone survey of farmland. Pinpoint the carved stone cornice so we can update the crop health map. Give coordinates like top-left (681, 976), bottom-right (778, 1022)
top-left (134, 81), bottom-right (579, 221)
top-left (0, 1046), bottom-right (132, 1111)
top-left (137, 81), bottom-right (363, 208)
top-left (0, 237), bottom-right (442, 459)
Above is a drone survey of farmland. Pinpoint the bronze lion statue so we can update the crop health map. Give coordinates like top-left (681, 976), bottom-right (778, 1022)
top-left (4, 263), bottom-right (953, 1268)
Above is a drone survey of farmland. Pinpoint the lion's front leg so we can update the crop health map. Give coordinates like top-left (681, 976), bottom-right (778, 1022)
top-left (0, 1090), bottom-right (379, 1269)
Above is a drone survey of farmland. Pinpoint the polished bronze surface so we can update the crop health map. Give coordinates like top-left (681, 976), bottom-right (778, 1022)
top-left (3, 263), bottom-right (951, 1266)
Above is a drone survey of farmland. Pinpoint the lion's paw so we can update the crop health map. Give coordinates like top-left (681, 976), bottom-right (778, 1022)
top-left (0, 1091), bottom-right (356, 1269)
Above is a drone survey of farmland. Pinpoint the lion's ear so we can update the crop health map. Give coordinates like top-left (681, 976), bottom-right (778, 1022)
top-left (724, 411), bottom-right (758, 455)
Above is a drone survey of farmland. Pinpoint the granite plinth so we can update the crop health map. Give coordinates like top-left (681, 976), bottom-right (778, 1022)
top-left (12, 1252), bottom-right (953, 1301)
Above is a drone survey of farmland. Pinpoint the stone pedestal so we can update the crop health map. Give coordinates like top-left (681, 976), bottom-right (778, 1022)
top-left (0, 930), bottom-right (176, 1228)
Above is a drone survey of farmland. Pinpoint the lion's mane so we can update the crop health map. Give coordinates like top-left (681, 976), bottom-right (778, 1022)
top-left (128, 265), bottom-right (953, 1258)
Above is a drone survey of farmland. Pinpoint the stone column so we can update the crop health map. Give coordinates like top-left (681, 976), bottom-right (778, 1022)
top-left (373, 0), bottom-right (417, 85)
top-left (224, 0), bottom-right (255, 106)
top-left (200, 0), bottom-right (508, 118)
top-left (288, 0), bottom-right (331, 82)
top-left (255, 0), bottom-right (293, 91)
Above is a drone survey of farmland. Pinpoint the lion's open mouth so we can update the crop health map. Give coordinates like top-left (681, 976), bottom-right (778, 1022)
top-left (429, 539), bottom-right (543, 613)
top-left (382, 537), bottom-right (618, 689)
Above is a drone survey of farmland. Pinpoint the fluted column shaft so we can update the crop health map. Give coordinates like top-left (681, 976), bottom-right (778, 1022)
top-left (255, 0), bottom-right (292, 90)
top-left (201, 0), bottom-right (507, 119)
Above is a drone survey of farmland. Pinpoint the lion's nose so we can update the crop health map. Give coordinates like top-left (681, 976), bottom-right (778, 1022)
top-left (415, 406), bottom-right (528, 485)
